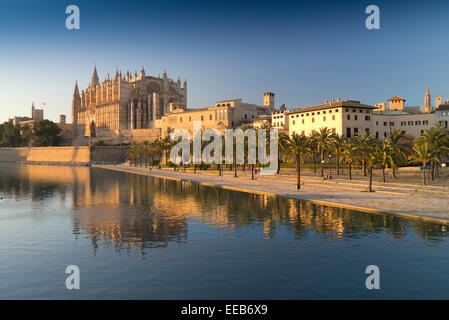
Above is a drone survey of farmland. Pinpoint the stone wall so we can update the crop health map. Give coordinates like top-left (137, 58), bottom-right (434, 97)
top-left (91, 146), bottom-right (128, 163)
top-left (26, 147), bottom-right (91, 164)
top-left (0, 148), bottom-right (29, 162)
top-left (0, 146), bottom-right (129, 164)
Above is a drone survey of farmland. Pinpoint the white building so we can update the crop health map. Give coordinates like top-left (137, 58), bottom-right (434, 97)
top-left (271, 107), bottom-right (289, 132)
top-left (435, 104), bottom-right (449, 128)
top-left (288, 99), bottom-right (374, 138)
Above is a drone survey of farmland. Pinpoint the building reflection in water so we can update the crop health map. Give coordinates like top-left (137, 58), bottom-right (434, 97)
top-left (1, 164), bottom-right (449, 257)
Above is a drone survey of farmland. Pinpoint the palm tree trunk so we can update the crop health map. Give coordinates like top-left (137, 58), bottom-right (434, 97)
top-left (431, 161), bottom-right (435, 181)
top-left (234, 158), bottom-right (237, 178)
top-left (423, 162), bottom-right (427, 185)
top-left (277, 156), bottom-right (281, 174)
top-left (251, 164), bottom-right (254, 180)
top-left (382, 166), bottom-right (386, 182)
top-left (336, 154), bottom-right (340, 175)
top-left (368, 166), bottom-right (373, 192)
top-left (348, 162), bottom-right (352, 180)
top-left (296, 154), bottom-right (301, 190)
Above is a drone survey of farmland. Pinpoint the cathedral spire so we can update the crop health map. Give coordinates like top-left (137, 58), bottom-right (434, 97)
top-left (140, 66), bottom-right (145, 77)
top-left (73, 81), bottom-right (80, 97)
top-left (424, 85), bottom-right (432, 113)
top-left (91, 66), bottom-right (99, 86)
top-left (163, 69), bottom-right (167, 79)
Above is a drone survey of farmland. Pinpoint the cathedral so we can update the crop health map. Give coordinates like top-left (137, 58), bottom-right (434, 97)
top-left (72, 66), bottom-right (187, 137)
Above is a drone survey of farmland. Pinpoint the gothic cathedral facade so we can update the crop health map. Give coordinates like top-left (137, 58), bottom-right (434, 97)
top-left (72, 66), bottom-right (187, 137)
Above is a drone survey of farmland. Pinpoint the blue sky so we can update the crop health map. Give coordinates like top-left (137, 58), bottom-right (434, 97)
top-left (0, 0), bottom-right (448, 123)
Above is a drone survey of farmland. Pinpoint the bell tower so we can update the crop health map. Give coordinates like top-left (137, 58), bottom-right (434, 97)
top-left (263, 92), bottom-right (275, 109)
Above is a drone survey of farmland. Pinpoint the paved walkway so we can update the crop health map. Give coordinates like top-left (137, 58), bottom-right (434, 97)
top-left (94, 164), bottom-right (449, 224)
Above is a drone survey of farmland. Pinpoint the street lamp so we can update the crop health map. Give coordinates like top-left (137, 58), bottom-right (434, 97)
top-left (321, 160), bottom-right (325, 179)
top-left (328, 154), bottom-right (332, 177)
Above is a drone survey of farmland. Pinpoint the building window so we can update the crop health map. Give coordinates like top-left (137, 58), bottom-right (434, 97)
top-left (302, 119), bottom-right (304, 124)
top-left (293, 120), bottom-right (295, 125)
top-left (389, 122), bottom-right (395, 126)
top-left (301, 130), bottom-right (305, 135)
top-left (332, 128), bottom-right (336, 134)
top-left (189, 116), bottom-right (192, 121)
top-left (201, 115), bottom-right (204, 121)
top-left (180, 117), bottom-right (182, 122)
top-left (332, 115), bottom-right (335, 120)
top-left (354, 127), bottom-right (359, 135)
top-left (423, 120), bottom-right (428, 125)
top-left (323, 116), bottom-right (326, 121)
top-left (383, 122), bottom-right (387, 126)
top-left (312, 118), bottom-right (315, 123)
top-left (355, 115), bottom-right (358, 121)
top-left (365, 116), bottom-right (370, 121)
top-left (376, 121), bottom-right (378, 126)
top-left (346, 127), bottom-right (351, 138)
top-left (347, 115), bottom-right (350, 120)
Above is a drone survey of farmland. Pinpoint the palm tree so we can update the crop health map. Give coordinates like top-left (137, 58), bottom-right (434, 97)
top-left (151, 139), bottom-right (164, 168)
top-left (314, 127), bottom-right (335, 177)
top-left (359, 135), bottom-right (380, 192)
top-left (308, 132), bottom-right (318, 174)
top-left (384, 128), bottom-right (412, 179)
top-left (126, 142), bottom-right (138, 166)
top-left (353, 132), bottom-right (370, 176)
top-left (277, 132), bottom-right (289, 174)
top-left (378, 142), bottom-right (394, 183)
top-left (342, 139), bottom-right (357, 180)
top-left (419, 126), bottom-right (449, 181)
top-left (331, 134), bottom-right (345, 175)
top-left (286, 134), bottom-right (310, 190)
top-left (161, 136), bottom-right (173, 166)
top-left (410, 140), bottom-right (434, 185)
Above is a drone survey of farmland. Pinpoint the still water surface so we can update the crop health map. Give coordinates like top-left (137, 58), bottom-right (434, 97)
top-left (0, 163), bottom-right (448, 299)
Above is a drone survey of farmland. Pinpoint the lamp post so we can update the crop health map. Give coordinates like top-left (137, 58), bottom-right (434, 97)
top-left (328, 154), bottom-right (332, 177)
top-left (321, 160), bottom-right (325, 179)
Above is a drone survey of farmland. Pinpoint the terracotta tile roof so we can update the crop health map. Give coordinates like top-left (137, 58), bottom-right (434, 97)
top-left (388, 96), bottom-right (406, 101)
top-left (288, 100), bottom-right (375, 114)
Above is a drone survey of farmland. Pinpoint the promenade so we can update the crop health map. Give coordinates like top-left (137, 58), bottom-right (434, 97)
top-left (94, 164), bottom-right (449, 223)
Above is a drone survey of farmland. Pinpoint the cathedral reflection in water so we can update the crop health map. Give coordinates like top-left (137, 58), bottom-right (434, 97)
top-left (1, 164), bottom-right (448, 257)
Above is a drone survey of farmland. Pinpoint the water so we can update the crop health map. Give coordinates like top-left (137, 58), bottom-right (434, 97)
top-left (0, 163), bottom-right (448, 299)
